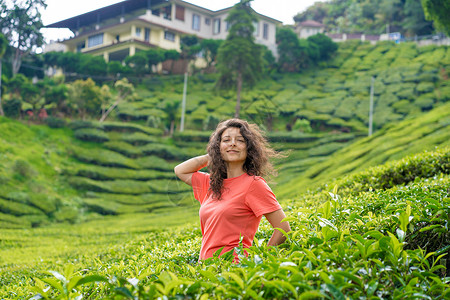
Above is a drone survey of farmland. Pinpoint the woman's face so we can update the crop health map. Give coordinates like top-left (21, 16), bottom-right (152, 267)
top-left (220, 127), bottom-right (247, 164)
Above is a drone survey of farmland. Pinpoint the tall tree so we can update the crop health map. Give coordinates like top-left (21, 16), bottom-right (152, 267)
top-left (421, 0), bottom-right (450, 35)
top-left (276, 27), bottom-right (303, 72)
top-left (200, 39), bottom-right (223, 68)
top-left (0, 33), bottom-right (8, 116)
top-left (403, 0), bottom-right (433, 36)
top-left (216, 0), bottom-right (263, 118)
top-left (0, 0), bottom-right (47, 75)
top-left (99, 78), bottom-right (135, 122)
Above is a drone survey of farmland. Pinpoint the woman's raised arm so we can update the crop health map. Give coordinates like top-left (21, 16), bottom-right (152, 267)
top-left (174, 154), bottom-right (210, 186)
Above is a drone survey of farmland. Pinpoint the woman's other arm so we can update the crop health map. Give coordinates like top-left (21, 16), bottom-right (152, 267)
top-left (174, 154), bottom-right (209, 186)
top-left (265, 209), bottom-right (291, 246)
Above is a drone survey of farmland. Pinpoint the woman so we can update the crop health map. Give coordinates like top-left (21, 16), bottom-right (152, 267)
top-left (174, 119), bottom-right (290, 261)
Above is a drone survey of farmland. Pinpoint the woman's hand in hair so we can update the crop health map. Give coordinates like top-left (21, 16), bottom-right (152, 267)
top-left (174, 154), bottom-right (210, 186)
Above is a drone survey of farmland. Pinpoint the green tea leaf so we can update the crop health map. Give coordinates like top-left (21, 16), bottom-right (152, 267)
top-left (325, 283), bottom-right (345, 300)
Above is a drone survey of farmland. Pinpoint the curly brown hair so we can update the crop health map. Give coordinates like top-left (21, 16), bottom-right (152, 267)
top-left (206, 119), bottom-right (279, 200)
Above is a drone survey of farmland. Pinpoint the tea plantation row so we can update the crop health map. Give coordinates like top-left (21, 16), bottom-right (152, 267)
top-left (12, 147), bottom-right (448, 299)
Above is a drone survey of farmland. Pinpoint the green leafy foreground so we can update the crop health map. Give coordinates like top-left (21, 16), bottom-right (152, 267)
top-left (16, 147), bottom-right (447, 299)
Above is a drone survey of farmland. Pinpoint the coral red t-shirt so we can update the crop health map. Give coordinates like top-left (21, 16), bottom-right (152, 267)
top-left (191, 172), bottom-right (282, 260)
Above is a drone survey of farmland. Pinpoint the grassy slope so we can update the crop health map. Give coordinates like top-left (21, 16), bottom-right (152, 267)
top-left (2, 148), bottom-right (448, 298)
top-left (0, 104), bottom-right (449, 298)
top-left (275, 101), bottom-right (450, 198)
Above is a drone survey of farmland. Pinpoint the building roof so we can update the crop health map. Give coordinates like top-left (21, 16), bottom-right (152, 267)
top-left (45, 0), bottom-right (281, 31)
top-left (45, 0), bottom-right (167, 30)
top-left (297, 20), bottom-right (325, 28)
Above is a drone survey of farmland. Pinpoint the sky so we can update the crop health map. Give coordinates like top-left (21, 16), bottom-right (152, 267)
top-left (40, 0), bottom-right (323, 42)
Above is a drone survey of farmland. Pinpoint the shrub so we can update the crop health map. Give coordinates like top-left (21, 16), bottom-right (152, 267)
top-left (135, 156), bottom-right (174, 171)
top-left (172, 130), bottom-right (212, 142)
top-left (28, 194), bottom-right (57, 214)
top-left (74, 128), bottom-right (109, 143)
top-left (21, 214), bottom-right (50, 227)
top-left (71, 147), bottom-right (139, 169)
top-left (266, 131), bottom-right (319, 143)
top-left (52, 206), bottom-right (79, 223)
top-left (45, 117), bottom-right (66, 128)
top-left (416, 82), bottom-right (435, 94)
top-left (103, 141), bottom-right (143, 157)
top-left (71, 164), bottom-right (173, 181)
top-left (395, 88), bottom-right (415, 100)
top-left (118, 132), bottom-right (158, 145)
top-left (414, 94), bottom-right (435, 110)
top-left (337, 147), bottom-right (449, 193)
top-left (3, 97), bottom-right (22, 118)
top-left (0, 198), bottom-right (44, 216)
top-left (69, 120), bottom-right (104, 130)
top-left (147, 116), bottom-right (162, 128)
top-left (392, 99), bottom-right (412, 114)
top-left (0, 212), bottom-right (31, 228)
top-left (69, 176), bottom-right (154, 194)
top-left (102, 122), bottom-right (162, 135)
top-left (12, 159), bottom-right (35, 179)
top-left (139, 144), bottom-right (188, 160)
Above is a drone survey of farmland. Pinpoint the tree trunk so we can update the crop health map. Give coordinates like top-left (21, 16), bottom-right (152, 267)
top-left (12, 48), bottom-right (23, 75)
top-left (235, 71), bottom-right (242, 118)
top-left (170, 120), bottom-right (175, 136)
top-left (99, 99), bottom-right (120, 122)
top-left (0, 59), bottom-right (4, 116)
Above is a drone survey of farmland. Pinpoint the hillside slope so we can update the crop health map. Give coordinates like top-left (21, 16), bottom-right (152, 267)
top-left (122, 41), bottom-right (449, 133)
top-left (275, 101), bottom-right (450, 198)
top-left (3, 147), bottom-right (448, 299)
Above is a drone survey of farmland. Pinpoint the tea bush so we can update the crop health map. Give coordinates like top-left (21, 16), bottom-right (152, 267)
top-left (45, 117), bottom-right (66, 128)
top-left (70, 165), bottom-right (173, 181)
top-left (102, 121), bottom-right (162, 135)
top-left (336, 147), bottom-right (449, 193)
top-left (73, 128), bottom-right (109, 143)
top-left (30, 170), bottom-right (450, 299)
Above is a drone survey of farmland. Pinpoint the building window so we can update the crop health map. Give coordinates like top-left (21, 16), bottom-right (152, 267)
top-left (253, 21), bottom-right (259, 36)
top-left (175, 5), bottom-right (185, 21)
top-left (205, 18), bottom-right (211, 25)
top-left (192, 14), bottom-right (200, 31)
top-left (76, 41), bottom-right (85, 52)
top-left (162, 5), bottom-right (172, 20)
top-left (226, 21), bottom-right (231, 31)
top-left (136, 27), bottom-right (141, 37)
top-left (164, 31), bottom-right (175, 41)
top-left (213, 18), bottom-right (221, 34)
top-left (144, 28), bottom-right (150, 42)
top-left (88, 33), bottom-right (103, 47)
top-left (263, 23), bottom-right (269, 39)
top-left (152, 8), bottom-right (159, 16)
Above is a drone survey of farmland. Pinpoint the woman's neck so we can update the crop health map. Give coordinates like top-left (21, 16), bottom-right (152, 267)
top-left (225, 163), bottom-right (245, 179)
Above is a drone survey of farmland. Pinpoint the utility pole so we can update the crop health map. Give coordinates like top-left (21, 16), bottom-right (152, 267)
top-left (180, 71), bottom-right (188, 132)
top-left (368, 76), bottom-right (375, 136)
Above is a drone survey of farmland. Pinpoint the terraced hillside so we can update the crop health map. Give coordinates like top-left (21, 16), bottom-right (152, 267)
top-left (67, 121), bottom-right (202, 215)
top-left (120, 41), bottom-right (449, 133)
top-left (0, 117), bottom-right (357, 229)
top-left (275, 101), bottom-right (450, 198)
top-left (2, 147), bottom-right (448, 299)
top-left (0, 118), bottom-right (201, 229)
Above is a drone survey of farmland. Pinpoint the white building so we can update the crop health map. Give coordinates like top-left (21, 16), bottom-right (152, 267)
top-left (45, 0), bottom-right (281, 62)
